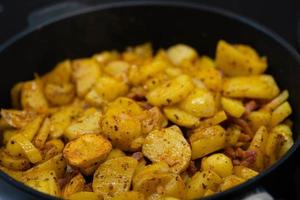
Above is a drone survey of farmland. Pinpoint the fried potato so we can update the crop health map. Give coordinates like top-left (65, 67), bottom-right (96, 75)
top-left (21, 80), bottom-right (48, 113)
top-left (146, 75), bottom-right (194, 106)
top-left (221, 97), bottom-right (245, 118)
top-left (64, 108), bottom-right (102, 141)
top-left (49, 105), bottom-right (82, 139)
top-left (270, 101), bottom-right (292, 127)
top-left (6, 133), bottom-right (42, 163)
top-left (167, 44), bottom-right (197, 66)
top-left (233, 166), bottom-right (258, 180)
top-left (216, 40), bottom-right (267, 76)
top-left (93, 157), bottom-right (138, 199)
top-left (72, 58), bottom-right (101, 97)
top-left (62, 173), bottom-right (86, 198)
top-left (223, 75), bottom-right (279, 99)
top-left (106, 149), bottom-right (126, 160)
top-left (201, 153), bottom-right (233, 178)
top-left (179, 88), bottom-right (215, 118)
top-left (33, 117), bottom-right (50, 149)
top-left (111, 191), bottom-right (145, 200)
top-left (186, 170), bottom-right (222, 199)
top-left (163, 107), bottom-right (199, 128)
top-left (43, 60), bottom-right (72, 84)
top-left (24, 153), bottom-right (66, 178)
top-left (44, 83), bottom-right (75, 106)
top-left (11, 82), bottom-right (24, 108)
top-left (69, 192), bottom-right (103, 200)
top-left (190, 125), bottom-right (226, 160)
top-left (1, 109), bottom-right (36, 128)
top-left (0, 150), bottom-right (30, 171)
top-left (22, 170), bottom-right (60, 197)
top-left (43, 139), bottom-right (64, 161)
top-left (246, 111), bottom-right (271, 132)
top-left (63, 134), bottom-right (112, 168)
top-left (142, 125), bottom-right (191, 173)
top-left (219, 175), bottom-right (245, 191)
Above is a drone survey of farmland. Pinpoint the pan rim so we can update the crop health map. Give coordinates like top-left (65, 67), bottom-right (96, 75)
top-left (0, 1), bottom-right (300, 199)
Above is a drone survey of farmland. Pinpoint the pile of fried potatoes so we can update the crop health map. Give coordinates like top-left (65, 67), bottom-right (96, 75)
top-left (0, 40), bottom-right (294, 200)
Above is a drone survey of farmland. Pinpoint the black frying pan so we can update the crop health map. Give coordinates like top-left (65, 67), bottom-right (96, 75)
top-left (0, 1), bottom-right (300, 199)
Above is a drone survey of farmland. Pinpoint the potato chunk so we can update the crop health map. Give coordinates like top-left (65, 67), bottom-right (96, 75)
top-left (44, 83), bottom-right (75, 106)
top-left (64, 108), bottom-right (102, 141)
top-left (223, 75), bottom-right (279, 99)
top-left (221, 97), bottom-right (245, 118)
top-left (146, 75), bottom-right (194, 106)
top-left (142, 125), bottom-right (191, 173)
top-left (201, 153), bottom-right (233, 177)
top-left (167, 44), bottom-right (197, 66)
top-left (62, 173), bottom-right (86, 198)
top-left (72, 58), bottom-right (101, 97)
top-left (216, 40), bottom-right (267, 76)
top-left (190, 125), bottom-right (226, 160)
top-left (163, 107), bottom-right (199, 128)
top-left (21, 80), bottom-right (48, 113)
top-left (179, 88), bottom-right (215, 118)
top-left (63, 134), bottom-right (112, 168)
top-left (93, 157), bottom-right (138, 199)
top-left (1, 109), bottom-right (36, 128)
top-left (43, 60), bottom-right (72, 84)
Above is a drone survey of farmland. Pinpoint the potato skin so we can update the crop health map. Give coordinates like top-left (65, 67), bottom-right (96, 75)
top-left (63, 134), bottom-right (112, 168)
top-left (142, 125), bottom-right (191, 173)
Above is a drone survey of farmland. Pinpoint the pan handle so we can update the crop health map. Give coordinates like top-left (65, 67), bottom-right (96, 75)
top-left (27, 2), bottom-right (88, 28)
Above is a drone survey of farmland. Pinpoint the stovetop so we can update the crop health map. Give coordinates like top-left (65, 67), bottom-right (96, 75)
top-left (0, 0), bottom-right (300, 199)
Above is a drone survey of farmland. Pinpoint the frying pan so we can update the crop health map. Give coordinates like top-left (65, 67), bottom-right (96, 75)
top-left (0, 1), bottom-right (300, 199)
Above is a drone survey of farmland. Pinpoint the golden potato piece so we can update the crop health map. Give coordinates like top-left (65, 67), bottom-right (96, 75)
top-left (43, 60), bottom-right (72, 84)
top-left (179, 88), bottom-right (215, 118)
top-left (0, 150), bottom-right (30, 171)
top-left (246, 111), bottom-right (271, 132)
top-left (201, 153), bottom-right (233, 178)
top-left (106, 149), bottom-right (126, 160)
top-left (21, 80), bottom-right (48, 113)
top-left (112, 191), bottom-right (145, 200)
top-left (195, 67), bottom-right (223, 92)
top-left (146, 75), bottom-right (194, 106)
top-left (62, 173), bottom-right (86, 198)
top-left (24, 153), bottom-right (66, 178)
top-left (22, 170), bottom-right (60, 197)
top-left (139, 107), bottom-right (168, 134)
top-left (44, 83), bottom-right (75, 106)
top-left (6, 133), bottom-right (42, 163)
top-left (216, 40), bottom-right (267, 76)
top-left (69, 192), bottom-right (103, 200)
top-left (221, 97), bottom-right (245, 118)
top-left (133, 172), bottom-right (185, 199)
top-left (270, 101), bottom-right (292, 128)
top-left (63, 134), bottom-right (112, 168)
top-left (72, 58), bottom-right (101, 97)
top-left (93, 157), bottom-right (138, 199)
top-left (1, 109), bottom-right (36, 128)
top-left (163, 107), bottom-right (199, 128)
top-left (233, 166), bottom-right (258, 180)
top-left (167, 44), bottom-right (197, 66)
top-left (223, 75), bottom-right (279, 99)
top-left (64, 108), bottom-right (102, 141)
top-left (219, 175), bottom-right (245, 191)
top-left (33, 118), bottom-right (50, 149)
top-left (49, 105), bottom-right (82, 139)
top-left (18, 115), bottom-right (45, 141)
top-left (142, 125), bottom-right (191, 173)
top-left (186, 170), bottom-right (222, 199)
top-left (190, 125), bottom-right (226, 160)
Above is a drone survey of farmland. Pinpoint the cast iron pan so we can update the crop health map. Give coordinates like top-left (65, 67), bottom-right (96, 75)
top-left (0, 1), bottom-right (300, 199)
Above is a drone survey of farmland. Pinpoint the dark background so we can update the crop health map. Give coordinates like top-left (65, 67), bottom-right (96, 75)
top-left (0, 0), bottom-right (300, 49)
top-left (0, 0), bottom-right (299, 199)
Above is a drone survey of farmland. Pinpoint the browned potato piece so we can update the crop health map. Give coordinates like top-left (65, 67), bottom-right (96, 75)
top-left (0, 150), bottom-right (31, 171)
top-left (63, 134), bottom-right (112, 168)
top-left (64, 108), bottom-right (102, 141)
top-left (142, 125), bottom-right (191, 173)
top-left (43, 60), bottom-right (72, 84)
top-left (246, 111), bottom-right (271, 132)
top-left (33, 118), bottom-right (50, 149)
top-left (49, 105), bottom-right (82, 139)
top-left (1, 109), bottom-right (36, 128)
top-left (201, 153), bottom-right (233, 178)
top-left (44, 83), bottom-right (75, 106)
top-left (24, 153), bottom-right (66, 178)
top-left (22, 170), bottom-right (61, 197)
top-left (111, 191), bottom-right (145, 200)
top-left (219, 175), bottom-right (245, 191)
top-left (223, 75), bottom-right (279, 99)
top-left (62, 173), bottom-right (86, 198)
top-left (21, 80), bottom-right (48, 113)
top-left (216, 40), bottom-right (267, 76)
top-left (163, 107), bottom-right (199, 128)
top-left (93, 157), bottom-right (138, 199)
top-left (146, 75), bottom-right (194, 106)
top-left (18, 115), bottom-right (45, 141)
top-left (72, 58), bottom-right (101, 97)
top-left (190, 125), bottom-right (226, 160)
top-left (139, 107), bottom-right (168, 134)
top-left (233, 166), bottom-right (258, 180)
top-left (69, 192), bottom-right (103, 200)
